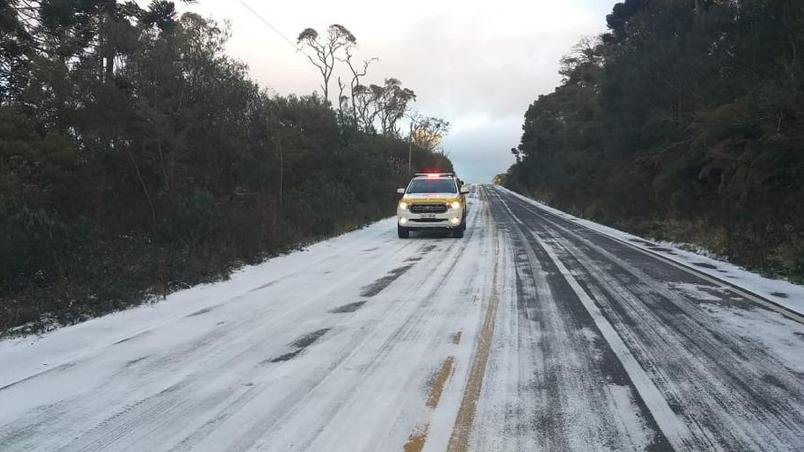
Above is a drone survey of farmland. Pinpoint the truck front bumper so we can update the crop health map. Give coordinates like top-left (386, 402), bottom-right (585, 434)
top-left (397, 208), bottom-right (464, 229)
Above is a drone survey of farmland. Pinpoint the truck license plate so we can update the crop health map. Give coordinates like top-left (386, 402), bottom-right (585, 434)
top-left (421, 214), bottom-right (436, 219)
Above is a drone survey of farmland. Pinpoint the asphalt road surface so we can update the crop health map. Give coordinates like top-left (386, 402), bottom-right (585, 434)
top-left (1, 186), bottom-right (802, 451)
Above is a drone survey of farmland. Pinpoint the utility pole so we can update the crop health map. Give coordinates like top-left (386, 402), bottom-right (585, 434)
top-left (408, 120), bottom-right (413, 176)
top-left (278, 136), bottom-right (284, 205)
top-left (269, 107), bottom-right (284, 206)
top-left (406, 111), bottom-right (421, 176)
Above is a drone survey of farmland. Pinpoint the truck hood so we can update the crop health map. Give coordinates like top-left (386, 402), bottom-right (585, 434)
top-left (402, 193), bottom-right (460, 203)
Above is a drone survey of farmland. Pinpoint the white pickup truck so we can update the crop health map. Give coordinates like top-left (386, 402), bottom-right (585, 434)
top-left (396, 172), bottom-right (470, 238)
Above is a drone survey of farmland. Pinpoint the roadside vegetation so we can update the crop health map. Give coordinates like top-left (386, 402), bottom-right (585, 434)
top-left (501, 0), bottom-right (804, 283)
top-left (0, 1), bottom-right (452, 334)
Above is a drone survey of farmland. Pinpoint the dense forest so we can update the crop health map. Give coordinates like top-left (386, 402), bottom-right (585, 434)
top-left (0, 1), bottom-right (452, 334)
top-left (502, 0), bottom-right (804, 282)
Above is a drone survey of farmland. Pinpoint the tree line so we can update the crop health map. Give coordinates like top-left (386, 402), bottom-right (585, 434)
top-left (0, 1), bottom-right (452, 334)
top-left (502, 0), bottom-right (804, 282)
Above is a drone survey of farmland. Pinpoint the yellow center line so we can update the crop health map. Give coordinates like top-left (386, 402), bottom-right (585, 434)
top-left (403, 355), bottom-right (456, 452)
top-left (403, 426), bottom-right (428, 452)
top-left (427, 356), bottom-right (455, 409)
top-left (447, 256), bottom-right (501, 452)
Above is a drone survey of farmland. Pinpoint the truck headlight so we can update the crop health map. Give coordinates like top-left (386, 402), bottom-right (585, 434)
top-left (399, 201), bottom-right (409, 210)
top-left (450, 201), bottom-right (461, 210)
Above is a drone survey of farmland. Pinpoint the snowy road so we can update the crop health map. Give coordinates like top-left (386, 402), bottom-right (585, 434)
top-left (1, 186), bottom-right (803, 451)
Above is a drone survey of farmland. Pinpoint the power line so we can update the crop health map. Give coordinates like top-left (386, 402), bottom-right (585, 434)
top-left (235, 0), bottom-right (305, 55)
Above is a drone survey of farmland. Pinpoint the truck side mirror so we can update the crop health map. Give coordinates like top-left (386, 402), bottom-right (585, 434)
top-left (396, 188), bottom-right (406, 195)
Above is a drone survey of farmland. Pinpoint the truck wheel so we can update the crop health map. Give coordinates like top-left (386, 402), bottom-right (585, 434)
top-left (398, 225), bottom-right (409, 238)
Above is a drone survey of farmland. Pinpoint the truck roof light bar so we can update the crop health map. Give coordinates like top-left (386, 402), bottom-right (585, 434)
top-left (414, 172), bottom-right (454, 178)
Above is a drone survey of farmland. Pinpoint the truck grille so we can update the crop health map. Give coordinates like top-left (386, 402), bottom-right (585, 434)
top-left (410, 204), bottom-right (447, 214)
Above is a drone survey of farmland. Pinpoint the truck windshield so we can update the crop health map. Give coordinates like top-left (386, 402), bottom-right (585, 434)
top-left (407, 178), bottom-right (457, 194)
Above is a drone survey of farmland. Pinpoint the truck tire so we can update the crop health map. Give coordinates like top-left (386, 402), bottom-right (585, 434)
top-left (398, 225), bottom-right (410, 238)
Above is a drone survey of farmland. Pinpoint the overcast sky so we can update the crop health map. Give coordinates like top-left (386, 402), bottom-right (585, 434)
top-left (177, 0), bottom-right (618, 182)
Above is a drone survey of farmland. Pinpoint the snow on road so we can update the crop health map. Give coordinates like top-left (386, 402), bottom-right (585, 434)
top-left (498, 186), bottom-right (804, 317)
top-left (0, 186), bottom-right (802, 451)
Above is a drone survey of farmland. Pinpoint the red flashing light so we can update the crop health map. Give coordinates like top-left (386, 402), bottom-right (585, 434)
top-left (415, 169), bottom-right (454, 179)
